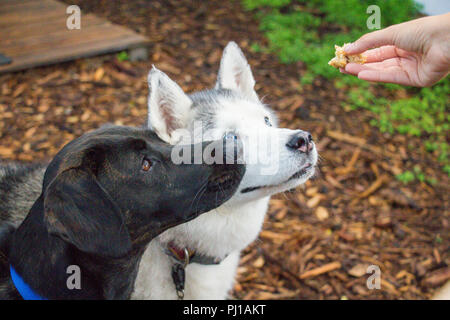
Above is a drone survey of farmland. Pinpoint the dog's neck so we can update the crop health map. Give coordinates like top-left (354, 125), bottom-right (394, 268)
top-left (158, 197), bottom-right (270, 259)
top-left (7, 196), bottom-right (145, 300)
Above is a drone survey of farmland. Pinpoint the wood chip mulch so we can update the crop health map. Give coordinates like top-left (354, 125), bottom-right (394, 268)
top-left (0, 0), bottom-right (448, 300)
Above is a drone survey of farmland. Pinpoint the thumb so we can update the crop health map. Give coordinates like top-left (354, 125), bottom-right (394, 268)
top-left (344, 26), bottom-right (397, 54)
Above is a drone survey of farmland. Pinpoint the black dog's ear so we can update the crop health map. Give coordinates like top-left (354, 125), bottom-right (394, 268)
top-left (43, 168), bottom-right (132, 258)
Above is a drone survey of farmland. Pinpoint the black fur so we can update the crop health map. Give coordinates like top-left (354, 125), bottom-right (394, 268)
top-left (0, 126), bottom-right (244, 299)
top-left (0, 163), bottom-right (45, 225)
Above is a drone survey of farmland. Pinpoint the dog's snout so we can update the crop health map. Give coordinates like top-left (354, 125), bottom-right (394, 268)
top-left (287, 131), bottom-right (314, 153)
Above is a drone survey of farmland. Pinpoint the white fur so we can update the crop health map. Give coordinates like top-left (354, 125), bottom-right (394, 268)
top-left (147, 67), bottom-right (193, 144)
top-left (215, 42), bottom-right (259, 102)
top-left (132, 42), bottom-right (317, 300)
top-left (432, 281), bottom-right (450, 300)
top-left (133, 198), bottom-right (269, 299)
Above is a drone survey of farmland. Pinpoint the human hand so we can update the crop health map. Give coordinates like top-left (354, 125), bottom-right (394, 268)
top-left (341, 13), bottom-right (450, 87)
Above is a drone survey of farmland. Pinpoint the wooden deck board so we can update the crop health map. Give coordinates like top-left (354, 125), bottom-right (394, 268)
top-left (0, 0), bottom-right (150, 73)
top-left (1, 15), bottom-right (104, 40)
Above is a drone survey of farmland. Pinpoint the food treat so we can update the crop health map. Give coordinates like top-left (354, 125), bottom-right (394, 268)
top-left (328, 44), bottom-right (367, 68)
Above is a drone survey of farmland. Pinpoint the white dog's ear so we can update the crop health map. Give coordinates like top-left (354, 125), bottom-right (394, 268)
top-left (147, 67), bottom-right (192, 143)
top-left (215, 41), bottom-right (259, 101)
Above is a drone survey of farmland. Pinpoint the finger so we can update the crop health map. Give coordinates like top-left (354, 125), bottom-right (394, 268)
top-left (339, 67), bottom-right (352, 75)
top-left (344, 27), bottom-right (397, 54)
top-left (345, 62), bottom-right (382, 74)
top-left (345, 57), bottom-right (402, 75)
top-left (364, 46), bottom-right (400, 63)
top-left (374, 58), bottom-right (404, 68)
top-left (344, 63), bottom-right (367, 75)
top-left (357, 69), bottom-right (414, 86)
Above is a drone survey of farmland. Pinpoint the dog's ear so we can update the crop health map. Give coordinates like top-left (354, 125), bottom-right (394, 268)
top-left (147, 66), bottom-right (192, 143)
top-left (216, 41), bottom-right (259, 102)
top-left (43, 146), bottom-right (132, 258)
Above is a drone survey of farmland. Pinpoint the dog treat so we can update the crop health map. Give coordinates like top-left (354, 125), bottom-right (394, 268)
top-left (328, 44), bottom-right (366, 68)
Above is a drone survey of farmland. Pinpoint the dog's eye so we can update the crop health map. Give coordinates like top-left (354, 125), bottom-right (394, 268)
top-left (142, 158), bottom-right (152, 172)
top-left (264, 116), bottom-right (272, 127)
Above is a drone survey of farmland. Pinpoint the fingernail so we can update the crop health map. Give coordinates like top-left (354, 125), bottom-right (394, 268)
top-left (343, 43), bottom-right (354, 52)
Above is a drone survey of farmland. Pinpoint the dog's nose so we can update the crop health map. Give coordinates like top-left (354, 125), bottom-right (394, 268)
top-left (286, 131), bottom-right (313, 153)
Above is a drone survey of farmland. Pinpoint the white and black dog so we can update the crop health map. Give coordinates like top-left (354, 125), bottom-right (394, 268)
top-left (131, 42), bottom-right (318, 299)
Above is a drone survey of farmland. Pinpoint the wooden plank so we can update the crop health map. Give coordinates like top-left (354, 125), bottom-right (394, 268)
top-left (0, 0), bottom-right (37, 8)
top-left (1, 21), bottom-right (118, 53)
top-left (3, 23), bottom-right (146, 57)
top-left (6, 31), bottom-right (146, 59)
top-left (0, 5), bottom-right (66, 27)
top-left (0, 0), bottom-right (59, 13)
top-left (0, 0), bottom-right (150, 73)
top-left (0, 36), bottom-right (147, 73)
top-left (0, 15), bottom-right (103, 40)
top-left (0, 0), bottom-right (39, 5)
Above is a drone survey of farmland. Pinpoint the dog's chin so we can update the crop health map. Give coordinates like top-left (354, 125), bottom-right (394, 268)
top-left (231, 164), bottom-right (316, 202)
top-left (278, 165), bottom-right (316, 191)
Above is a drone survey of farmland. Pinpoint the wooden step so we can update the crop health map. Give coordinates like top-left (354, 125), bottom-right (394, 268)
top-left (0, 0), bottom-right (150, 73)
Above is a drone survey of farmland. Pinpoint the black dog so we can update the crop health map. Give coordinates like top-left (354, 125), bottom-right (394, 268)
top-left (0, 126), bottom-right (244, 299)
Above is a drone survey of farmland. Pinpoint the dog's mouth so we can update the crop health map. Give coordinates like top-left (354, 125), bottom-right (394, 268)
top-left (287, 163), bottom-right (313, 181)
top-left (206, 170), bottom-right (243, 193)
top-left (240, 163), bottom-right (314, 194)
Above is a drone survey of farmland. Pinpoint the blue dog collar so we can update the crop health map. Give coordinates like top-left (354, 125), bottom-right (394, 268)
top-left (10, 265), bottom-right (47, 300)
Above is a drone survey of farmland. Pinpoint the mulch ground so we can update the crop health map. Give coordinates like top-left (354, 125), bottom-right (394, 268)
top-left (0, 0), bottom-right (448, 300)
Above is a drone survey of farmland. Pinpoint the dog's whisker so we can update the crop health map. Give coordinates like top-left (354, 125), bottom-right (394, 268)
top-left (194, 185), bottom-right (209, 215)
top-left (188, 179), bottom-right (209, 214)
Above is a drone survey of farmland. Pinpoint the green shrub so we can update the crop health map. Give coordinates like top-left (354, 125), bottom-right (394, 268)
top-left (396, 171), bottom-right (415, 184)
top-left (242, 0), bottom-right (291, 10)
top-left (117, 51), bottom-right (129, 62)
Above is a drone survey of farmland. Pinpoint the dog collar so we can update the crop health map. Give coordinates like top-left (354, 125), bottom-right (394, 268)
top-left (10, 265), bottom-right (48, 300)
top-left (166, 242), bottom-right (225, 266)
top-left (165, 242), bottom-right (226, 299)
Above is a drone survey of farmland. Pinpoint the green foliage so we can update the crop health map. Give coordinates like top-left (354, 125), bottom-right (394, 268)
top-left (117, 51), bottom-right (129, 62)
top-left (444, 165), bottom-right (450, 176)
top-left (396, 166), bottom-right (437, 185)
top-left (242, 0), bottom-right (291, 10)
top-left (395, 171), bottom-right (415, 184)
top-left (245, 0), bottom-right (449, 177)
